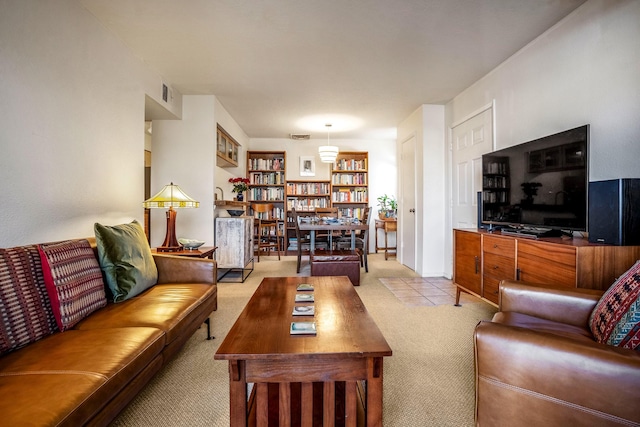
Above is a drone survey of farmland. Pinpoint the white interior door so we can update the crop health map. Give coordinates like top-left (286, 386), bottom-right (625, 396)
top-left (400, 136), bottom-right (416, 271)
top-left (451, 108), bottom-right (493, 229)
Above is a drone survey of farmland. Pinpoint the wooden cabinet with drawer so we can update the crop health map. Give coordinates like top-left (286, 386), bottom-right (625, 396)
top-left (453, 229), bottom-right (481, 298)
top-left (482, 235), bottom-right (516, 304)
top-left (517, 240), bottom-right (577, 287)
top-left (453, 229), bottom-right (640, 307)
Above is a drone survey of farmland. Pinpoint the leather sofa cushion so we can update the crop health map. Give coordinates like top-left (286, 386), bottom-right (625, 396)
top-left (493, 311), bottom-right (595, 343)
top-left (75, 283), bottom-right (216, 345)
top-left (0, 327), bottom-right (164, 426)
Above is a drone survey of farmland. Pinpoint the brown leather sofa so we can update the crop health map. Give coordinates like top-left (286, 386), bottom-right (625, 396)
top-left (474, 281), bottom-right (640, 426)
top-left (0, 241), bottom-right (217, 426)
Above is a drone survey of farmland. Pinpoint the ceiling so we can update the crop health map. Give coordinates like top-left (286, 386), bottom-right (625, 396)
top-left (80, 0), bottom-right (586, 140)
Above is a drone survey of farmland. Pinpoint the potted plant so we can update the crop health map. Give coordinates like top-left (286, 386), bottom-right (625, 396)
top-left (229, 177), bottom-right (250, 201)
top-left (377, 194), bottom-right (397, 219)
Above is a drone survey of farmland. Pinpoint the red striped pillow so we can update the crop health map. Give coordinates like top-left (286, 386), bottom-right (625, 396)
top-left (0, 245), bottom-right (58, 355)
top-left (589, 260), bottom-right (640, 350)
top-left (38, 240), bottom-right (107, 331)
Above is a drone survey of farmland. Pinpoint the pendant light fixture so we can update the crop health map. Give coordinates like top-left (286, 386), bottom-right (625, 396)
top-left (318, 124), bottom-right (339, 163)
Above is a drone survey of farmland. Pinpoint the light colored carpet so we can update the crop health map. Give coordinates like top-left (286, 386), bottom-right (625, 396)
top-left (110, 254), bottom-right (497, 426)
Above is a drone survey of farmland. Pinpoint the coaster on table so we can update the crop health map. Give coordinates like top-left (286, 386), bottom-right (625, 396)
top-left (297, 283), bottom-right (314, 291)
top-left (292, 305), bottom-right (315, 316)
top-left (295, 293), bottom-right (314, 302)
top-left (290, 322), bottom-right (317, 335)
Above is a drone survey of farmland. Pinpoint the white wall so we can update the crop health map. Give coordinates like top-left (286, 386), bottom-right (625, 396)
top-left (446, 0), bottom-right (640, 180)
top-left (397, 105), bottom-right (446, 277)
top-left (150, 96), bottom-right (217, 247)
top-left (0, 0), bottom-right (178, 246)
top-left (214, 99), bottom-right (250, 204)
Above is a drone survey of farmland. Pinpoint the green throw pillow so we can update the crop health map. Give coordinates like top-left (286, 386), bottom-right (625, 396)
top-left (94, 220), bottom-right (158, 302)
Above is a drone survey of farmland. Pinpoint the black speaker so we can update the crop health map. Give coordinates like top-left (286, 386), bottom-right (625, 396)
top-left (477, 191), bottom-right (487, 229)
top-left (588, 179), bottom-right (640, 245)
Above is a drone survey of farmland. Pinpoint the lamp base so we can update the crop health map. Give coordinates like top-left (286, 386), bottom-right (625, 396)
top-left (160, 207), bottom-right (181, 251)
top-left (156, 245), bottom-right (183, 252)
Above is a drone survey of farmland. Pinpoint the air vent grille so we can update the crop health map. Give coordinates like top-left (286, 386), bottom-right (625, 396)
top-left (290, 134), bottom-right (310, 140)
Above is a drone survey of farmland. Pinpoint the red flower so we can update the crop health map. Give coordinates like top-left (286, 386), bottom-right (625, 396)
top-left (229, 177), bottom-right (250, 193)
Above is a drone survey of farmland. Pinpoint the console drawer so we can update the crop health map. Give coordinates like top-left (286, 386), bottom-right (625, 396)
top-left (482, 276), bottom-right (500, 304)
top-left (483, 252), bottom-right (516, 280)
top-left (483, 235), bottom-right (515, 257)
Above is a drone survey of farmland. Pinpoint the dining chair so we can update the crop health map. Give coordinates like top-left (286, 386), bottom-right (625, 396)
top-left (251, 203), bottom-right (282, 262)
top-left (314, 206), bottom-right (340, 249)
top-left (291, 209), bottom-right (312, 273)
top-left (335, 206), bottom-right (372, 272)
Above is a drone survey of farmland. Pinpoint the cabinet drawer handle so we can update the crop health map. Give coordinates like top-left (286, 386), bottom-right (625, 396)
top-left (493, 244), bottom-right (498, 248)
top-left (493, 265), bottom-right (499, 270)
top-left (474, 256), bottom-right (479, 274)
top-left (516, 268), bottom-right (521, 280)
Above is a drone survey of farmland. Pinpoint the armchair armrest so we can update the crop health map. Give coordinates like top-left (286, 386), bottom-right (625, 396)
top-left (499, 280), bottom-right (603, 327)
top-left (153, 254), bottom-right (216, 285)
top-left (474, 321), bottom-right (640, 426)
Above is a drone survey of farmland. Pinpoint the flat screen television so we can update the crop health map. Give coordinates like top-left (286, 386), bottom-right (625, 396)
top-left (481, 125), bottom-right (589, 237)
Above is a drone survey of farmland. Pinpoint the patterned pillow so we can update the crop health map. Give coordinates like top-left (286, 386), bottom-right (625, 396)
top-left (589, 260), bottom-right (640, 350)
top-left (38, 240), bottom-right (107, 331)
top-left (0, 245), bottom-right (58, 355)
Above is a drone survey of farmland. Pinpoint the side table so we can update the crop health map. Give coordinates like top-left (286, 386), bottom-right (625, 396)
top-left (375, 219), bottom-right (397, 260)
top-left (152, 246), bottom-right (216, 259)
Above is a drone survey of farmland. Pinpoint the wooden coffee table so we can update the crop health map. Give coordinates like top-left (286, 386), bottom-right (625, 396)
top-left (215, 276), bottom-right (392, 427)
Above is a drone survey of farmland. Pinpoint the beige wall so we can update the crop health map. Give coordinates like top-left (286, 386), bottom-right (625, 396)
top-left (0, 0), bottom-right (179, 246)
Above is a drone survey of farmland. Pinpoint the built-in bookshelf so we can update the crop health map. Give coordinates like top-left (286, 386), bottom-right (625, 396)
top-left (285, 180), bottom-right (331, 251)
top-left (246, 151), bottom-right (286, 220)
top-left (286, 180), bottom-right (331, 212)
top-left (331, 151), bottom-right (369, 219)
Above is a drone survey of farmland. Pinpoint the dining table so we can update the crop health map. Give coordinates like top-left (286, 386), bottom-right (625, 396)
top-left (297, 218), bottom-right (369, 251)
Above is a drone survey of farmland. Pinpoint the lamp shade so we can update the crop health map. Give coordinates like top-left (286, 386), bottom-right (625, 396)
top-left (143, 182), bottom-right (199, 252)
top-left (143, 183), bottom-right (199, 209)
top-left (319, 145), bottom-right (339, 163)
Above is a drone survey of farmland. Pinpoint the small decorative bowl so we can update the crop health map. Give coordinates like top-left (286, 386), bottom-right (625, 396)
top-left (227, 209), bottom-right (244, 217)
top-left (178, 238), bottom-right (205, 250)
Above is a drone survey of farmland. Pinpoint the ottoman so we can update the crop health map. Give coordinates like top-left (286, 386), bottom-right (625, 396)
top-left (310, 250), bottom-right (360, 286)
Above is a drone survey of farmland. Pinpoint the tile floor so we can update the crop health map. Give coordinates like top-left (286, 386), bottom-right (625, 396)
top-left (379, 277), bottom-right (481, 307)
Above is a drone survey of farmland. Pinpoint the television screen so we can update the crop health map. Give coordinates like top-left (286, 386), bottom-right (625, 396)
top-left (481, 125), bottom-right (589, 234)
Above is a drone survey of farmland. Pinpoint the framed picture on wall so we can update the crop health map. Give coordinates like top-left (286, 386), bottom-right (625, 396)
top-left (300, 156), bottom-right (316, 177)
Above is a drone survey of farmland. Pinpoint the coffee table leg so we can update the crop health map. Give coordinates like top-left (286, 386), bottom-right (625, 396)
top-left (229, 360), bottom-right (248, 427)
top-left (366, 357), bottom-right (384, 427)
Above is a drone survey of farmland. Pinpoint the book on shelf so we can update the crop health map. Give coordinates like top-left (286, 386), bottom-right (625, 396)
top-left (295, 293), bottom-right (314, 302)
top-left (292, 305), bottom-right (315, 316)
top-left (296, 283), bottom-right (314, 291)
top-left (290, 322), bottom-right (317, 335)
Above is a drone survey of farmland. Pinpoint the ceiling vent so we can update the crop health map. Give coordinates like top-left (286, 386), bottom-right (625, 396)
top-left (290, 133), bottom-right (310, 140)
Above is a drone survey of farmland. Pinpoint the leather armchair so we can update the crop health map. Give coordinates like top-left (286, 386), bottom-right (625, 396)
top-left (474, 281), bottom-right (640, 427)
